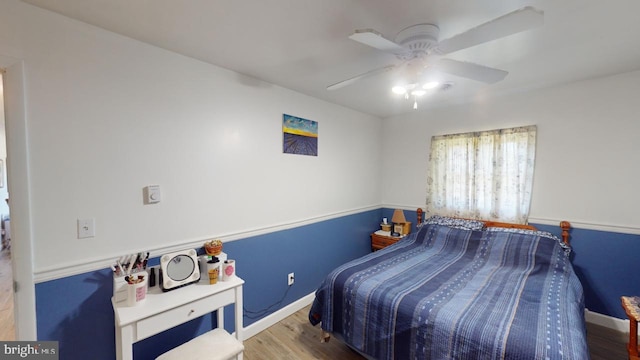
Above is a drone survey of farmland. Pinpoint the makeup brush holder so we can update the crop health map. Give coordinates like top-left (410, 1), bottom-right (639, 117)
top-left (126, 275), bottom-right (147, 307)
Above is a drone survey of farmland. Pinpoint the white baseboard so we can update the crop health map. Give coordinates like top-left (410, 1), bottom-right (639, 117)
top-left (243, 292), bottom-right (316, 339)
top-left (241, 300), bottom-right (630, 341)
top-left (585, 308), bottom-right (630, 334)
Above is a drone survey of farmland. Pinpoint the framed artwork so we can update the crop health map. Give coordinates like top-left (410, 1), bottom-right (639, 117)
top-left (282, 114), bottom-right (318, 156)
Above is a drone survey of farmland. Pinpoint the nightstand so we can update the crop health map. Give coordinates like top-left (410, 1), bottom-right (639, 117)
top-left (621, 296), bottom-right (640, 360)
top-left (371, 230), bottom-right (403, 251)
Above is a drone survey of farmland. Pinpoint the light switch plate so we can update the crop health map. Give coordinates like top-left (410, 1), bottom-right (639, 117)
top-left (78, 218), bottom-right (95, 239)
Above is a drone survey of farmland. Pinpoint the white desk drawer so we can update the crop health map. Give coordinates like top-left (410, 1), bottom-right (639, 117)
top-left (136, 288), bottom-right (235, 340)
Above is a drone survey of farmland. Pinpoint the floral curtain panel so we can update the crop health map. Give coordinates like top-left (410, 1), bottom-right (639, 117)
top-left (426, 125), bottom-right (536, 224)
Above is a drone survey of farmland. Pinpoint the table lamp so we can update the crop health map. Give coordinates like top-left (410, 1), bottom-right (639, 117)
top-left (391, 209), bottom-right (407, 236)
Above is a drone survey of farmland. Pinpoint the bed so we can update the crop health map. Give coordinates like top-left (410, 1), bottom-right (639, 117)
top-left (309, 210), bottom-right (589, 360)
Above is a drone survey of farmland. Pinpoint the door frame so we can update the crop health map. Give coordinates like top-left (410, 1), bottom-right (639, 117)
top-left (1, 56), bottom-right (37, 340)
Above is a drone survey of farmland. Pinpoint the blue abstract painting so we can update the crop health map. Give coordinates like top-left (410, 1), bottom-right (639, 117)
top-left (283, 114), bottom-right (318, 156)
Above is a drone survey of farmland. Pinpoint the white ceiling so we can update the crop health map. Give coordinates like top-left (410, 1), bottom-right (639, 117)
top-left (21, 0), bottom-right (640, 118)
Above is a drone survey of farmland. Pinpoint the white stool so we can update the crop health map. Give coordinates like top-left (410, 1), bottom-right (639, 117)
top-left (156, 328), bottom-right (244, 360)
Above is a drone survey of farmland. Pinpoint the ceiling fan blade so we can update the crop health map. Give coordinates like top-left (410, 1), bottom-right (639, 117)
top-left (327, 65), bottom-right (396, 90)
top-left (349, 29), bottom-right (406, 53)
top-left (436, 6), bottom-right (543, 55)
top-left (435, 58), bottom-right (508, 84)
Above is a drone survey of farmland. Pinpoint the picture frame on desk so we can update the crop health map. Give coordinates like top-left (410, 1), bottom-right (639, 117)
top-left (391, 223), bottom-right (403, 237)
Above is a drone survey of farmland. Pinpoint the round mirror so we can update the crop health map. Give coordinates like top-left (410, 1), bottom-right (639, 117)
top-left (166, 254), bottom-right (195, 281)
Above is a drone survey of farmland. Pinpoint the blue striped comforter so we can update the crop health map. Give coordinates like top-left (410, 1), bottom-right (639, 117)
top-left (309, 224), bottom-right (589, 360)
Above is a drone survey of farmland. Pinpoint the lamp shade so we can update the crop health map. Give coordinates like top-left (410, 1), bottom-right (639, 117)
top-left (391, 209), bottom-right (407, 223)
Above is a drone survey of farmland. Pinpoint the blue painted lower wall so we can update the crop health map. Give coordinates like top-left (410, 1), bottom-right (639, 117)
top-left (534, 223), bottom-right (640, 320)
top-left (35, 209), bottom-right (381, 360)
top-left (33, 208), bottom-right (640, 359)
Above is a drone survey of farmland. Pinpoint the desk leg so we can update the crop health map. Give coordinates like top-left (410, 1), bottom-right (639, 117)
top-left (115, 323), bottom-right (134, 360)
top-left (235, 285), bottom-right (243, 360)
top-left (217, 307), bottom-right (224, 330)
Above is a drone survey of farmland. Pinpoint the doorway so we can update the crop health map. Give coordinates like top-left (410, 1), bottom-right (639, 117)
top-left (0, 69), bottom-right (15, 341)
top-left (0, 70), bottom-right (14, 341)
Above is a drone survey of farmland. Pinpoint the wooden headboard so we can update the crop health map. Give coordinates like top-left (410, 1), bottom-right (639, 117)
top-left (416, 208), bottom-right (571, 245)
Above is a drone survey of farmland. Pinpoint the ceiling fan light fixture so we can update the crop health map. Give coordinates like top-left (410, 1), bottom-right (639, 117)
top-left (331, 6), bottom-right (544, 114)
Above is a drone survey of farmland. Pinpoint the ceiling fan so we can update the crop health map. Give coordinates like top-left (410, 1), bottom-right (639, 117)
top-left (328, 6), bottom-right (544, 107)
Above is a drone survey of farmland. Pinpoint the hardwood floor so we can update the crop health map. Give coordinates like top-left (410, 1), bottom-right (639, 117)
top-left (245, 305), bottom-right (629, 360)
top-left (0, 247), bottom-right (15, 341)
top-left (587, 321), bottom-right (629, 360)
top-left (243, 305), bottom-right (364, 360)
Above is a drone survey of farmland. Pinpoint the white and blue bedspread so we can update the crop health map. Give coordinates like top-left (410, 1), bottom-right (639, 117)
top-left (309, 224), bottom-right (589, 360)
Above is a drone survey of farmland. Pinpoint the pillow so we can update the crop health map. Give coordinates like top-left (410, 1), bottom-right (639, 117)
top-left (422, 215), bottom-right (485, 231)
top-left (485, 227), bottom-right (571, 255)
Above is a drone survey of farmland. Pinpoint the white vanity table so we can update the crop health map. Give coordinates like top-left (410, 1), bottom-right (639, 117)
top-left (112, 276), bottom-right (244, 360)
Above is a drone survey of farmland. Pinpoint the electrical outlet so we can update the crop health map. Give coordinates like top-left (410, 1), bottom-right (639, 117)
top-left (288, 272), bottom-right (295, 286)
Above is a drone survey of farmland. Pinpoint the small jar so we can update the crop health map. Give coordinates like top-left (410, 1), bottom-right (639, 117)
top-left (204, 239), bottom-right (223, 255)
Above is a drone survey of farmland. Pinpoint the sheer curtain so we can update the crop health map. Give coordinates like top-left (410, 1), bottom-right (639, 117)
top-left (425, 125), bottom-right (536, 224)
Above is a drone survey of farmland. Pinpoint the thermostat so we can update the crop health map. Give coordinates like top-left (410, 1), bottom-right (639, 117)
top-left (143, 185), bottom-right (161, 204)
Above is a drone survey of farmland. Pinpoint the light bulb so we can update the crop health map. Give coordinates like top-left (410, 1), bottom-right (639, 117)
top-left (392, 86), bottom-right (407, 95)
top-left (423, 81), bottom-right (440, 89)
top-left (411, 89), bottom-right (426, 97)
top-left (413, 100), bottom-right (418, 109)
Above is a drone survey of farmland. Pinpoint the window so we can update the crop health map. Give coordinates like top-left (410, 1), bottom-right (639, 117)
top-left (425, 125), bottom-right (536, 224)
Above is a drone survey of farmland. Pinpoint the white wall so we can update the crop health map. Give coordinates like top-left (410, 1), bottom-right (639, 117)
top-left (0, 74), bottom-right (8, 218)
top-left (382, 70), bottom-right (640, 231)
top-left (0, 0), bottom-right (382, 274)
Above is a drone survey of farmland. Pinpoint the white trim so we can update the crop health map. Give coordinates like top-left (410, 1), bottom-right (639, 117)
top-left (49, 203), bottom-right (640, 284)
top-left (33, 205), bottom-right (381, 283)
top-left (3, 59), bottom-right (37, 340)
top-left (382, 204), bottom-right (424, 212)
top-left (529, 217), bottom-right (640, 235)
top-left (383, 205), bottom-right (640, 235)
top-left (585, 308), bottom-right (630, 334)
top-left (242, 292), bottom-right (316, 339)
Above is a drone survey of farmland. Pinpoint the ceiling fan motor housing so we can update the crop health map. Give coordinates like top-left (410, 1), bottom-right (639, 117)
top-left (395, 24), bottom-right (440, 60)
